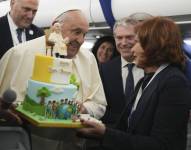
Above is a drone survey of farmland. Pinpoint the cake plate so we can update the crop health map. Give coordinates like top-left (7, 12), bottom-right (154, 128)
top-left (16, 105), bottom-right (83, 128)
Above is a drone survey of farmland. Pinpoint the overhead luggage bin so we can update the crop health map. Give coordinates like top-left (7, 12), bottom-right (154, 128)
top-left (1, 0), bottom-right (191, 28)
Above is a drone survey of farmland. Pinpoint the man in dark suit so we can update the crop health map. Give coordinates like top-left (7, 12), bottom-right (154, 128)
top-left (100, 18), bottom-right (144, 125)
top-left (0, 0), bottom-right (44, 58)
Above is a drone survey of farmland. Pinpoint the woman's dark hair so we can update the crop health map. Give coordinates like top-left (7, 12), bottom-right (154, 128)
top-left (136, 16), bottom-right (186, 70)
top-left (92, 36), bottom-right (119, 63)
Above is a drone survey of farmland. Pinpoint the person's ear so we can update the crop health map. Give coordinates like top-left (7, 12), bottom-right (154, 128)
top-left (10, 0), bottom-right (15, 7)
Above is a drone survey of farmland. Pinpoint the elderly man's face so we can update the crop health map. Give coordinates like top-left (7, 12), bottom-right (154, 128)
top-left (10, 0), bottom-right (39, 28)
top-left (60, 15), bottom-right (89, 58)
top-left (114, 25), bottom-right (136, 62)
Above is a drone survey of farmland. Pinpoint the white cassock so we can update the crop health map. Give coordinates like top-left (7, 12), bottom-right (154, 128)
top-left (0, 36), bottom-right (107, 119)
top-left (0, 36), bottom-right (46, 102)
top-left (0, 36), bottom-right (107, 150)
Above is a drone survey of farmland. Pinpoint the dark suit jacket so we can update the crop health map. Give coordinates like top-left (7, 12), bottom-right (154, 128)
top-left (99, 56), bottom-right (126, 125)
top-left (0, 15), bottom-right (44, 58)
top-left (101, 65), bottom-right (191, 150)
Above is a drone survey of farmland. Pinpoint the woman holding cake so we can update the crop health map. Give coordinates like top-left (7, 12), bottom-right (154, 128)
top-left (77, 17), bottom-right (191, 150)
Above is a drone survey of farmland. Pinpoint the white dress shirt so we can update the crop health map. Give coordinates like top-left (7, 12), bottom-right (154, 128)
top-left (121, 56), bottom-right (144, 93)
top-left (7, 13), bottom-right (26, 46)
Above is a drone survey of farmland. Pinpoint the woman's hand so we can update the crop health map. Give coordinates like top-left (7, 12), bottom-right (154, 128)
top-left (76, 118), bottom-right (106, 139)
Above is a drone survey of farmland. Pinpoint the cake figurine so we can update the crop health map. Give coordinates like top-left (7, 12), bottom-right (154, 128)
top-left (48, 22), bottom-right (69, 58)
top-left (52, 37), bottom-right (69, 58)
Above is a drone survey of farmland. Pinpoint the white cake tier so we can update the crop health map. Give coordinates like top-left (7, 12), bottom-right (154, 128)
top-left (27, 79), bottom-right (78, 104)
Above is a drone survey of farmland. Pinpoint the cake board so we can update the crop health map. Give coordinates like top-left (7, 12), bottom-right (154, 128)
top-left (16, 105), bottom-right (83, 128)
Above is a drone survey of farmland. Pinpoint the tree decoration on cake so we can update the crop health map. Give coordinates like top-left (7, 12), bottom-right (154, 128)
top-left (69, 74), bottom-right (80, 90)
top-left (37, 87), bottom-right (51, 105)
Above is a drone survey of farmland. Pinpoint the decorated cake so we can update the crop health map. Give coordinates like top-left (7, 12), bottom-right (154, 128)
top-left (22, 54), bottom-right (80, 121)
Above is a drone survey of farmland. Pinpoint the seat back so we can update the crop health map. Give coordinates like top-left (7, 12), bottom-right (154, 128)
top-left (0, 126), bottom-right (31, 150)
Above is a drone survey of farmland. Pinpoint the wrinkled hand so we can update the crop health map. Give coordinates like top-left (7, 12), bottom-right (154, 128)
top-left (71, 101), bottom-right (88, 122)
top-left (76, 119), bottom-right (106, 139)
top-left (76, 101), bottom-right (88, 114)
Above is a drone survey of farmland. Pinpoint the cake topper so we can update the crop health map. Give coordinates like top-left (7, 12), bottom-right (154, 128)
top-left (48, 22), bottom-right (70, 58)
top-left (57, 37), bottom-right (69, 57)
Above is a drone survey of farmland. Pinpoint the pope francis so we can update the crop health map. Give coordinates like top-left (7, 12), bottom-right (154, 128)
top-left (0, 16), bottom-right (107, 120)
top-left (0, 9), bottom-right (107, 150)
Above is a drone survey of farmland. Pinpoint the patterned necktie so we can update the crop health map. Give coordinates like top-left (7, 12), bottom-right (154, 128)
top-left (16, 28), bottom-right (23, 43)
top-left (125, 63), bottom-right (134, 102)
